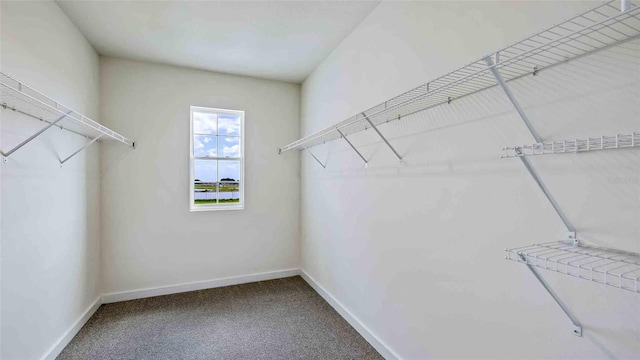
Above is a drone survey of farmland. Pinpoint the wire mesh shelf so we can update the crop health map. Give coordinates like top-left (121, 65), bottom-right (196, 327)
top-left (502, 132), bottom-right (639, 158)
top-left (279, 0), bottom-right (640, 153)
top-left (0, 72), bottom-right (134, 147)
top-left (506, 241), bottom-right (640, 293)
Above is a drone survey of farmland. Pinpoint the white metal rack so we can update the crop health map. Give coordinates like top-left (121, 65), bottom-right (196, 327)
top-left (278, 0), bottom-right (640, 338)
top-left (279, 0), bottom-right (640, 163)
top-left (0, 72), bottom-right (134, 164)
top-left (506, 241), bottom-right (639, 337)
top-left (502, 132), bottom-right (639, 158)
top-left (506, 242), bottom-right (640, 293)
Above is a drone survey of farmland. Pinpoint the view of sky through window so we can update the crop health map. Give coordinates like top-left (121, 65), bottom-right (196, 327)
top-left (192, 108), bottom-right (242, 207)
top-left (193, 160), bottom-right (239, 182)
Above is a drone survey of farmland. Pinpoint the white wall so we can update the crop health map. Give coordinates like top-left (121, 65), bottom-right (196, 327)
top-left (300, 1), bottom-right (639, 359)
top-left (0, 2), bottom-right (102, 359)
top-left (99, 58), bottom-right (300, 295)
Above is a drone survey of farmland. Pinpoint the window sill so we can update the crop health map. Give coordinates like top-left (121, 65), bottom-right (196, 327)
top-left (190, 204), bottom-right (244, 212)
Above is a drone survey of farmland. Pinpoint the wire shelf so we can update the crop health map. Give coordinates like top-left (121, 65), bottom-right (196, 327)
top-left (279, 1), bottom-right (640, 153)
top-left (506, 241), bottom-right (640, 293)
top-left (502, 132), bottom-right (639, 158)
top-left (0, 72), bottom-right (134, 147)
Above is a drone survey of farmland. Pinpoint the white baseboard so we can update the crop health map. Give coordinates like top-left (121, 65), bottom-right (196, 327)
top-left (101, 268), bottom-right (300, 303)
top-left (299, 269), bottom-right (400, 360)
top-left (42, 296), bottom-right (102, 360)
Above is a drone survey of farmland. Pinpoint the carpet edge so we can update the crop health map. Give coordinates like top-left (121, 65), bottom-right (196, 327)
top-left (41, 295), bottom-right (102, 360)
top-left (299, 269), bottom-right (400, 360)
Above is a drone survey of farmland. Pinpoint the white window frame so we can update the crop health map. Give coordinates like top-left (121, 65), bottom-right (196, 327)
top-left (189, 106), bottom-right (245, 212)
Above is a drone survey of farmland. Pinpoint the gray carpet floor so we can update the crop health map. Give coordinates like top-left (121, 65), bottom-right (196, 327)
top-left (58, 276), bottom-right (383, 360)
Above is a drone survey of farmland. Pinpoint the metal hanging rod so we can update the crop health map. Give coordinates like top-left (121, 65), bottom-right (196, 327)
top-left (278, 0), bottom-right (640, 155)
top-left (1, 103), bottom-right (93, 140)
top-left (506, 241), bottom-right (640, 294)
top-left (502, 132), bottom-right (639, 158)
top-left (1, 72), bottom-right (134, 162)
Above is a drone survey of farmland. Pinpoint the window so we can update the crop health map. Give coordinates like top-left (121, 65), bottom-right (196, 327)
top-left (190, 106), bottom-right (244, 211)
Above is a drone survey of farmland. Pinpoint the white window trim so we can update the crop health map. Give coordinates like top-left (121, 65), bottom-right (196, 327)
top-left (189, 106), bottom-right (245, 212)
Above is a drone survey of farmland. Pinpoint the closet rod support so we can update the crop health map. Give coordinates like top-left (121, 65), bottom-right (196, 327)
top-left (484, 54), bottom-right (542, 143)
top-left (487, 51), bottom-right (575, 237)
top-left (516, 148), bottom-right (576, 236)
top-left (518, 253), bottom-right (583, 336)
top-left (305, 147), bottom-right (326, 168)
top-left (3, 111), bottom-right (73, 162)
top-left (336, 128), bottom-right (368, 167)
top-left (362, 112), bottom-right (403, 163)
top-left (60, 134), bottom-right (103, 166)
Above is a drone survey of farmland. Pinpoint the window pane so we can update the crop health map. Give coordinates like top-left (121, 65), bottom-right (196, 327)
top-left (194, 160), bottom-right (217, 204)
top-left (193, 112), bottom-right (217, 134)
top-left (218, 113), bottom-right (241, 136)
top-left (218, 136), bottom-right (240, 158)
top-left (218, 160), bottom-right (240, 203)
top-left (193, 135), bottom-right (217, 157)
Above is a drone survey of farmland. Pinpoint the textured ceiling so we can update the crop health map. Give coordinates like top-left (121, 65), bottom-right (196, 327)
top-left (57, 1), bottom-right (381, 83)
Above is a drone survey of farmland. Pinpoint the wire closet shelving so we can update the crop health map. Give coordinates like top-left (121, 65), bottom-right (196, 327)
top-left (0, 72), bottom-right (134, 164)
top-left (506, 242), bottom-right (640, 293)
top-left (279, 0), bottom-right (640, 338)
top-left (502, 132), bottom-right (639, 158)
top-left (279, 0), bottom-right (640, 157)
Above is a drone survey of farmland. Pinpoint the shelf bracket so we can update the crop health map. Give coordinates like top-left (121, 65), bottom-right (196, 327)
top-left (60, 134), bottom-right (103, 166)
top-left (361, 112), bottom-right (403, 163)
top-left (305, 147), bottom-right (326, 168)
top-left (516, 147), bottom-right (577, 237)
top-left (3, 111), bottom-right (73, 162)
top-left (484, 53), bottom-right (542, 143)
top-left (518, 253), bottom-right (583, 337)
top-left (486, 52), bottom-right (576, 239)
top-left (336, 128), bottom-right (368, 166)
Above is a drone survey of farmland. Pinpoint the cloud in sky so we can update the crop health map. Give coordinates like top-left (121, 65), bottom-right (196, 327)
top-left (218, 114), bottom-right (240, 135)
top-left (195, 135), bottom-right (240, 158)
top-left (222, 145), bottom-right (240, 157)
top-left (194, 138), bottom-right (205, 150)
top-left (220, 137), bottom-right (240, 157)
top-left (194, 112), bottom-right (217, 134)
top-left (194, 135), bottom-right (217, 157)
top-left (193, 112), bottom-right (241, 183)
